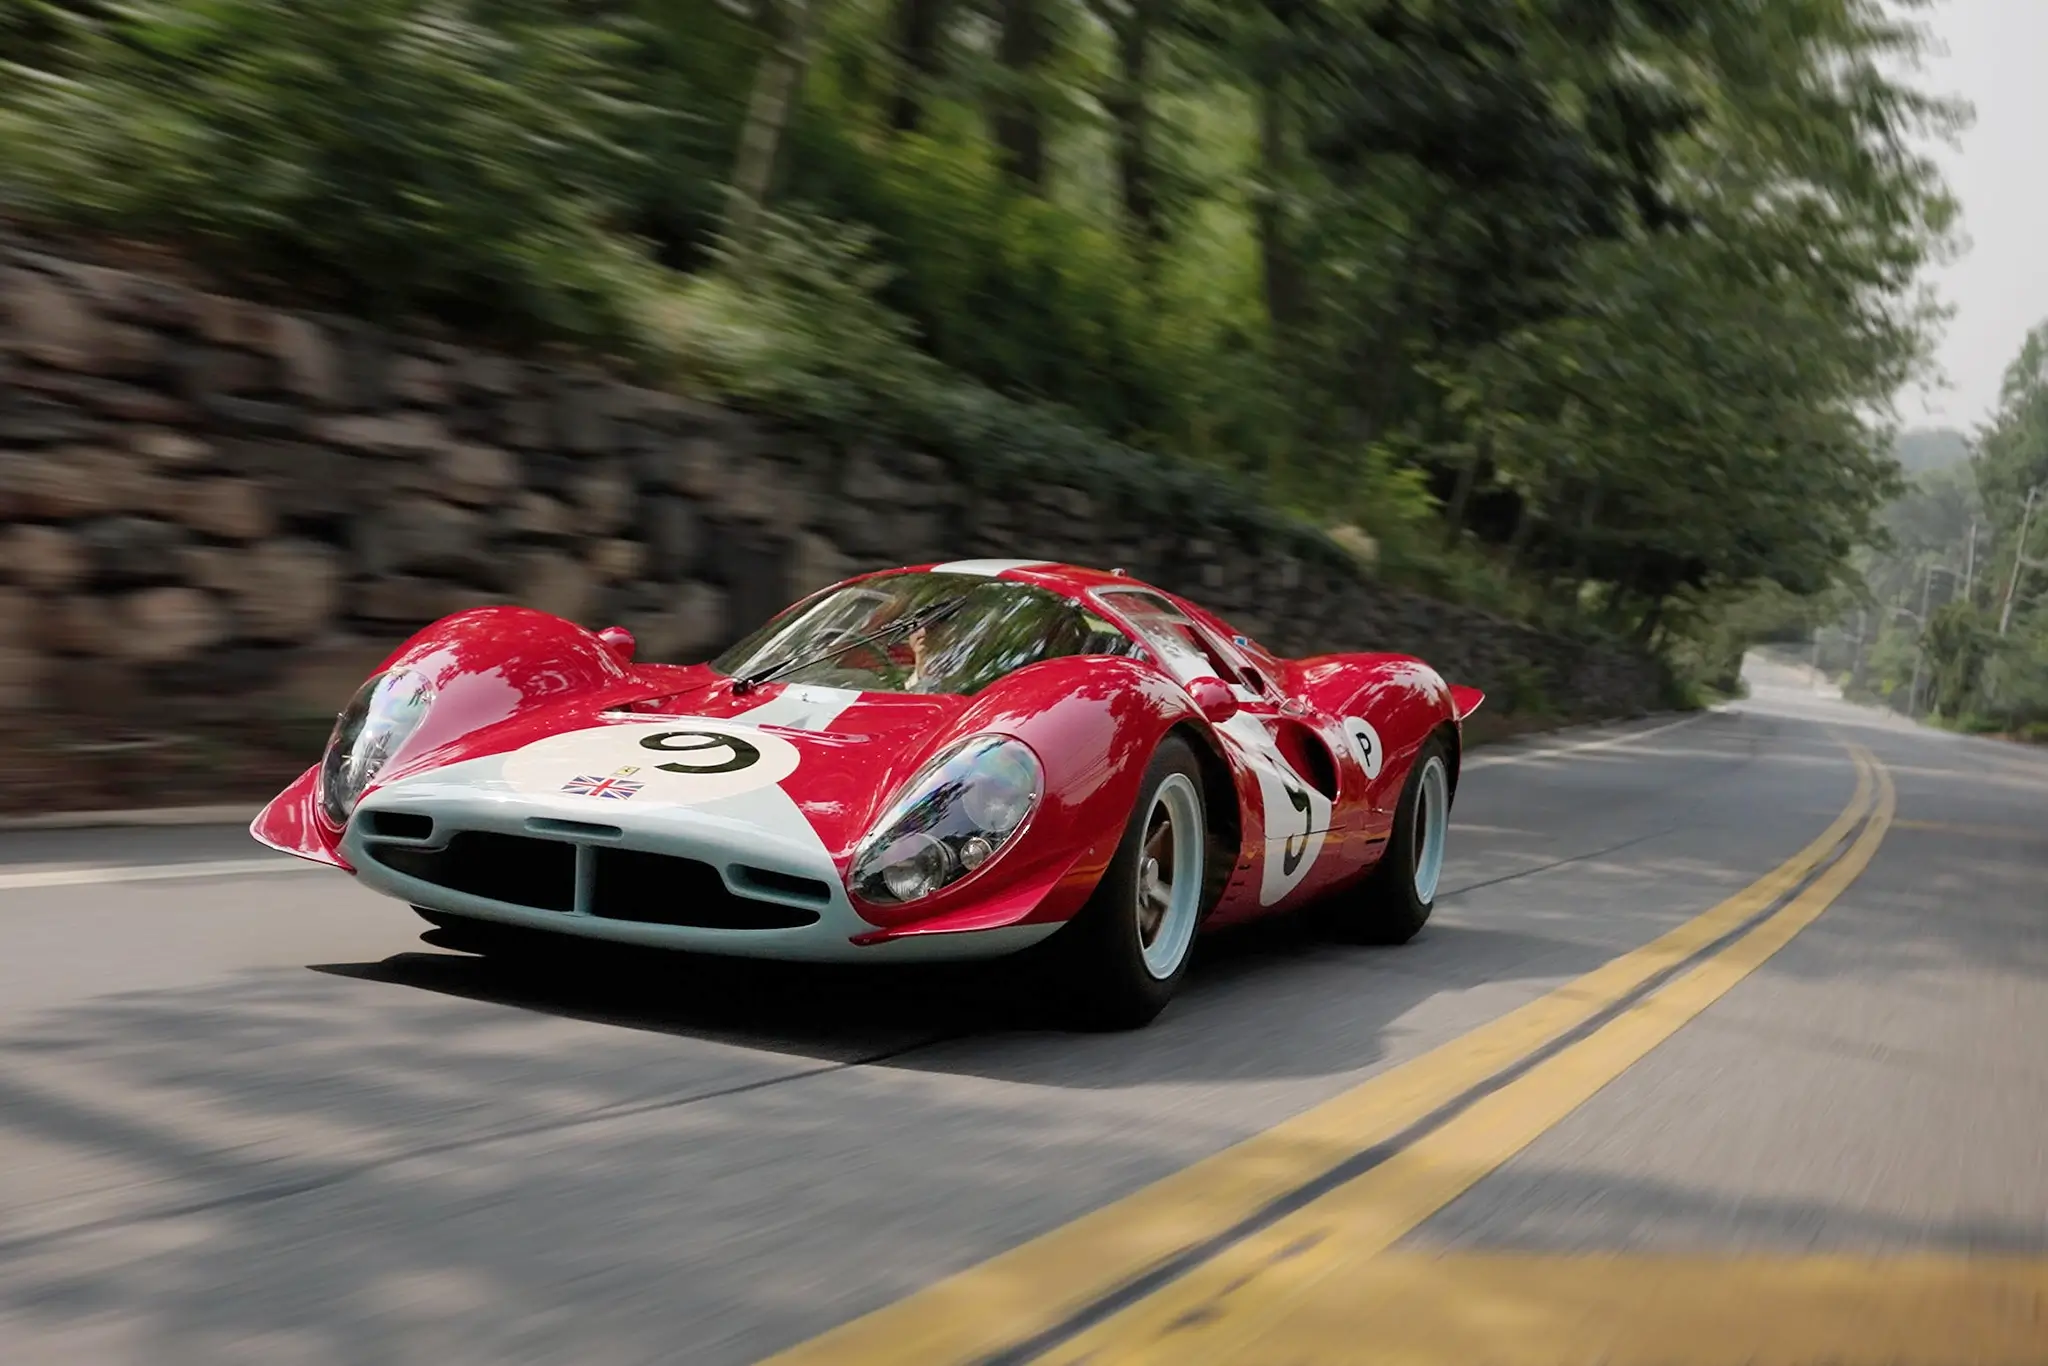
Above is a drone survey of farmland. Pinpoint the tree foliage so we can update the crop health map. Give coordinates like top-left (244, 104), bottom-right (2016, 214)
top-left (0, 0), bottom-right (656, 339)
top-left (0, 0), bottom-right (1968, 658)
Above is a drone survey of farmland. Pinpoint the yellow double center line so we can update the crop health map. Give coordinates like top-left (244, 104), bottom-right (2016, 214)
top-left (764, 743), bottom-right (1895, 1366)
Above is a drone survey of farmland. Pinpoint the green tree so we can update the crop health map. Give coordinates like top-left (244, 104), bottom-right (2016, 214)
top-left (1, 0), bottom-right (653, 338)
top-left (0, 0), bottom-right (1970, 680)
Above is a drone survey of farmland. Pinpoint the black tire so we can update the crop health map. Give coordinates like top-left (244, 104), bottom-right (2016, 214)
top-left (1034, 735), bottom-right (1212, 1030)
top-left (1319, 733), bottom-right (1453, 945)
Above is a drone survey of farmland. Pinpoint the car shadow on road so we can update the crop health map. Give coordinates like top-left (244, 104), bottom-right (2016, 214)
top-left (308, 909), bottom-right (1610, 1087)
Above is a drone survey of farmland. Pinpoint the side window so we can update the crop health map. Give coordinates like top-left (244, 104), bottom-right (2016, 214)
top-left (1198, 625), bottom-right (1277, 696)
top-left (1078, 612), bottom-right (1136, 658)
top-left (1169, 621), bottom-right (1248, 688)
top-left (1097, 591), bottom-right (1249, 688)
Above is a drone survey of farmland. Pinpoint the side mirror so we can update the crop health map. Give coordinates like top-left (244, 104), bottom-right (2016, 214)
top-left (1187, 676), bottom-right (1239, 724)
top-left (597, 625), bottom-right (637, 663)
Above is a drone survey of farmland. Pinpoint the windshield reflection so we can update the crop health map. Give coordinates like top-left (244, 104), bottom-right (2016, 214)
top-left (711, 573), bottom-right (1135, 696)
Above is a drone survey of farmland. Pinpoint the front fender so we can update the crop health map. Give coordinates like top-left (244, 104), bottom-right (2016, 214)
top-left (853, 655), bottom-right (1227, 936)
top-left (248, 607), bottom-right (646, 861)
top-left (250, 763), bottom-right (352, 869)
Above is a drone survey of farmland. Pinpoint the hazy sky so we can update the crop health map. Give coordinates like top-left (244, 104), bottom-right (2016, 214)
top-left (1903, 0), bottom-right (2048, 433)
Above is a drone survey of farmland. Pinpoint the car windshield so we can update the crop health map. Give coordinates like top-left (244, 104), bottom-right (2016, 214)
top-left (711, 573), bottom-right (1135, 696)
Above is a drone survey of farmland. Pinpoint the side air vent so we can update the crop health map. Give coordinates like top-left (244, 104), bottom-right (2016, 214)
top-left (730, 865), bottom-right (834, 904)
top-left (525, 817), bottom-right (624, 841)
top-left (364, 810), bottom-right (434, 840)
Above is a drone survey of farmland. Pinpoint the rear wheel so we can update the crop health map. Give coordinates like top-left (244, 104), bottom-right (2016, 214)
top-left (1037, 735), bottom-right (1210, 1030)
top-left (1320, 734), bottom-right (1451, 945)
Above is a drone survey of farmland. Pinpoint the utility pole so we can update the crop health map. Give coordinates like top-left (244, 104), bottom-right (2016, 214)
top-left (1964, 518), bottom-right (1979, 600)
top-left (1904, 563), bottom-right (1965, 719)
top-left (1907, 563), bottom-right (1933, 718)
top-left (2000, 485), bottom-right (2043, 636)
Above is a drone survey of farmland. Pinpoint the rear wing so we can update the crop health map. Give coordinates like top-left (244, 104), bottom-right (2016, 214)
top-left (1448, 685), bottom-right (1486, 722)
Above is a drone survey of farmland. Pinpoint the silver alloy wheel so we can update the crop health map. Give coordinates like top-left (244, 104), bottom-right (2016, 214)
top-left (1411, 755), bottom-right (1449, 904)
top-left (1135, 772), bottom-right (1205, 980)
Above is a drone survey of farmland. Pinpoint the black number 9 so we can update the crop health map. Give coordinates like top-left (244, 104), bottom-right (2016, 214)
top-left (639, 730), bottom-right (761, 775)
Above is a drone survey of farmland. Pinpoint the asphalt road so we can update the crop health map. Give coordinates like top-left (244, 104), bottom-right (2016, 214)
top-left (0, 657), bottom-right (2043, 1365)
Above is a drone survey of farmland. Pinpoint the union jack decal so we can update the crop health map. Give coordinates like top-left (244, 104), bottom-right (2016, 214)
top-left (561, 768), bottom-right (643, 800)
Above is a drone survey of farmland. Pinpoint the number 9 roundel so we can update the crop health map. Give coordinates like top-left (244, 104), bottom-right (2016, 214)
top-left (500, 720), bottom-right (801, 806)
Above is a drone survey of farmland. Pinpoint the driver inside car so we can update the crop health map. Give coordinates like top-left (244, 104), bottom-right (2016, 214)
top-left (901, 621), bottom-right (945, 692)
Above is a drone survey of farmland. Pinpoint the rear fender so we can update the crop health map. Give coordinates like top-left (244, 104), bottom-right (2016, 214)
top-left (1290, 652), bottom-right (1461, 807)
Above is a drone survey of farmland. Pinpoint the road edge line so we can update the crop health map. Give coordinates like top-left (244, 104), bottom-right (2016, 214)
top-left (0, 804), bottom-right (262, 833)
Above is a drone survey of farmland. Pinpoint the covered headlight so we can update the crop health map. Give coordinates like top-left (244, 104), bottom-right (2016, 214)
top-left (849, 735), bottom-right (1043, 905)
top-left (318, 669), bottom-right (436, 827)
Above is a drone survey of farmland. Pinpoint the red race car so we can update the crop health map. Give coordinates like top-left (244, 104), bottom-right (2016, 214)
top-left (253, 560), bottom-right (1484, 1027)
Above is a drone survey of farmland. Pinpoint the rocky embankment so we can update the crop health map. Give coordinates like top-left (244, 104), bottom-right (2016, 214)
top-left (0, 242), bottom-right (1669, 812)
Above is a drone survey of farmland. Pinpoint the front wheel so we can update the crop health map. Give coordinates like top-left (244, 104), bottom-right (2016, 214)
top-left (1035, 735), bottom-right (1211, 1030)
top-left (1319, 734), bottom-right (1452, 945)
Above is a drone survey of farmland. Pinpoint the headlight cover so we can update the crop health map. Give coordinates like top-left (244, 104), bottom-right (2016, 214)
top-left (849, 735), bottom-right (1043, 905)
top-left (318, 669), bottom-right (436, 827)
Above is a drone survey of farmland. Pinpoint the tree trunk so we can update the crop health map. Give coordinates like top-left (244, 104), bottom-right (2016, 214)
top-left (1106, 5), bottom-right (1162, 245)
top-left (727, 0), bottom-right (818, 256)
top-left (994, 0), bottom-right (1047, 188)
top-left (888, 0), bottom-right (948, 132)
top-left (1632, 594), bottom-right (1665, 644)
top-left (1503, 492), bottom-right (1536, 567)
top-left (1567, 483), bottom-right (1602, 584)
top-left (1253, 72), bottom-right (1301, 333)
top-left (1441, 436), bottom-right (1489, 549)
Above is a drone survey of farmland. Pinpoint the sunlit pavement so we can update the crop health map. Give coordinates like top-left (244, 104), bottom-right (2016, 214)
top-left (0, 659), bottom-right (2042, 1365)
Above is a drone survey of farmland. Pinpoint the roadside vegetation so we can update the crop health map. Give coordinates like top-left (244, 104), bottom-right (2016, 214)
top-left (1816, 328), bottom-right (2048, 742)
top-left (0, 0), bottom-right (1965, 690)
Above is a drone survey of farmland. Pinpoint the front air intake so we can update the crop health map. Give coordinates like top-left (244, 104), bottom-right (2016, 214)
top-left (589, 848), bottom-right (822, 929)
top-left (367, 832), bottom-right (576, 912)
top-left (364, 832), bottom-right (825, 929)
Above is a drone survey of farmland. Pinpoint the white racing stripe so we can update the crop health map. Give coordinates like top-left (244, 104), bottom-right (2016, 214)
top-left (928, 559), bottom-right (1048, 577)
top-left (733, 685), bottom-right (864, 732)
top-left (1463, 712), bottom-right (1710, 770)
top-left (0, 857), bottom-right (322, 892)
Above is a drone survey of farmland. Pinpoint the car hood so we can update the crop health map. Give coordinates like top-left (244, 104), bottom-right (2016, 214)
top-left (368, 676), bottom-right (976, 865)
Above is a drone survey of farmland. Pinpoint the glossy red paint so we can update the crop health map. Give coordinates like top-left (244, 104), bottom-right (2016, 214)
top-left (248, 763), bottom-right (353, 870)
top-left (1185, 675), bottom-right (1241, 723)
top-left (253, 561), bottom-right (1476, 953)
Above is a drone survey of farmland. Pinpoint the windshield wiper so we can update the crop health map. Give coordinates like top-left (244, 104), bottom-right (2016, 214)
top-left (730, 597), bottom-right (967, 695)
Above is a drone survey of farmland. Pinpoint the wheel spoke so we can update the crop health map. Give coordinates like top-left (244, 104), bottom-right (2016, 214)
top-left (1135, 775), bottom-right (1204, 981)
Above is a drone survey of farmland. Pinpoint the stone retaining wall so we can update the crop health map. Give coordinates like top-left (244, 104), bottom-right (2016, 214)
top-left (0, 242), bottom-right (1668, 743)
